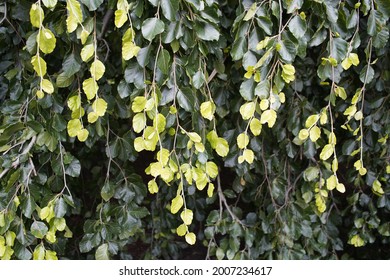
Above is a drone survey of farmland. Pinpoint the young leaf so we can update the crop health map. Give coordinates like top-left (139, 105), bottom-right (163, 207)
top-left (148, 180), bottom-right (159, 194)
top-left (88, 112), bottom-right (99, 123)
top-left (239, 101), bottom-right (256, 120)
top-left (215, 137), bottom-right (229, 157)
top-left (67, 119), bottom-right (82, 137)
top-left (309, 126), bottom-right (321, 142)
top-left (249, 118), bottom-right (262, 136)
top-left (298, 129), bottom-right (309, 141)
top-left (77, 128), bottom-right (89, 142)
top-left (171, 195), bottom-right (184, 214)
top-left (237, 133), bottom-right (250, 149)
top-left (66, 0), bottom-right (83, 33)
top-left (180, 209), bottom-right (193, 225)
top-left (38, 28), bottom-right (56, 54)
top-left (320, 144), bottom-right (334, 160)
top-left (33, 244), bottom-right (45, 260)
top-left (95, 244), bottom-right (109, 260)
top-left (153, 113), bottom-right (166, 133)
top-left (205, 161), bottom-right (218, 179)
top-left (132, 113), bottom-right (146, 133)
top-left (260, 109), bottom-right (277, 127)
top-left (115, 9), bottom-right (128, 28)
top-left (30, 4), bottom-right (44, 28)
top-left (41, 79), bottom-right (54, 94)
top-left (188, 132), bottom-right (202, 143)
top-left (200, 101), bottom-right (216, 121)
top-left (132, 96), bottom-right (147, 113)
top-left (92, 98), bottom-right (107, 117)
top-left (81, 44), bottom-right (95, 62)
top-left (207, 183), bottom-right (215, 198)
top-left (82, 78), bottom-right (98, 100)
top-left (31, 55), bottom-right (47, 77)
top-left (176, 224), bottom-right (187, 236)
top-left (90, 60), bottom-right (105, 81)
top-left (185, 232), bottom-right (196, 245)
top-left (242, 149), bottom-right (255, 164)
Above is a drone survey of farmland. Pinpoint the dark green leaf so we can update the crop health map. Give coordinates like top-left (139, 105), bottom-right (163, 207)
top-left (65, 158), bottom-right (81, 177)
top-left (177, 87), bottom-right (196, 112)
top-left (80, 0), bottom-right (104, 11)
top-left (161, 0), bottom-right (179, 21)
top-left (62, 53), bottom-right (81, 76)
top-left (141, 18), bottom-right (165, 41)
top-left (157, 49), bottom-right (171, 75)
top-left (31, 221), bottom-right (48, 239)
top-left (194, 21), bottom-right (220, 41)
top-left (240, 78), bottom-right (255, 101)
top-left (54, 197), bottom-right (67, 218)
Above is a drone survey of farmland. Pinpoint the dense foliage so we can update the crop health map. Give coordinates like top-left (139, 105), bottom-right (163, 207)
top-left (0, 0), bottom-right (389, 260)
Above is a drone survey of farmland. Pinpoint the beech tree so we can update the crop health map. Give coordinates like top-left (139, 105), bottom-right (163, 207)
top-left (0, 0), bottom-right (389, 260)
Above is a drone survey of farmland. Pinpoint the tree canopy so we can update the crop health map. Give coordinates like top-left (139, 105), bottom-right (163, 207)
top-left (0, 0), bottom-right (389, 260)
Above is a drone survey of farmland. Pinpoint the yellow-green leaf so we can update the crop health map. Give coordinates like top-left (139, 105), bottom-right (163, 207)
top-left (5, 231), bottom-right (16, 247)
top-left (176, 224), bottom-right (187, 236)
top-left (200, 101), bottom-right (216, 121)
top-left (206, 161), bottom-right (218, 179)
top-left (326, 175), bottom-right (337, 190)
top-left (39, 206), bottom-right (51, 220)
top-left (336, 183), bottom-right (345, 193)
top-left (249, 118), bottom-right (262, 136)
top-left (349, 53), bottom-right (359, 66)
top-left (38, 27), bottom-right (56, 54)
top-left (350, 234), bottom-right (365, 247)
top-left (148, 180), bottom-right (159, 194)
top-left (195, 142), bottom-right (205, 153)
top-left (67, 119), bottom-right (82, 137)
top-left (305, 114), bottom-right (319, 128)
top-left (373, 179), bottom-right (384, 195)
top-left (239, 101), bottom-right (256, 120)
top-left (156, 148), bottom-right (170, 166)
top-left (332, 158), bottom-right (339, 172)
top-left (341, 57), bottom-right (352, 70)
top-left (115, 9), bottom-right (128, 28)
top-left (237, 133), bottom-right (250, 149)
top-left (30, 4), bottom-right (44, 28)
top-left (171, 195), bottom-right (184, 214)
top-left (81, 44), bottom-right (94, 62)
top-left (123, 41), bottom-right (140, 60)
top-left (77, 128), bottom-right (89, 142)
top-left (281, 64), bottom-right (295, 83)
top-left (354, 111), bottom-right (363, 121)
top-left (45, 250), bottom-right (58, 260)
top-left (87, 111), bottom-right (99, 123)
top-left (215, 137), bottom-right (229, 157)
top-left (309, 126), bottom-right (321, 142)
top-left (320, 110), bottom-right (328, 125)
top-left (256, 37), bottom-right (270, 50)
top-left (242, 149), bottom-right (254, 164)
top-left (298, 129), bottom-right (309, 140)
top-left (82, 78), bottom-right (98, 100)
top-left (66, 0), bottom-right (83, 33)
top-left (45, 230), bottom-right (56, 243)
top-left (36, 90), bottom-right (44, 99)
top-left (32, 245), bottom-right (45, 260)
top-left (188, 132), bottom-right (202, 143)
top-left (320, 144), bottom-right (334, 160)
top-left (207, 182), bottom-right (214, 198)
top-left (132, 96), bottom-right (147, 113)
top-left (41, 79), bottom-right (54, 94)
top-left (132, 113), bottom-right (146, 133)
top-left (259, 99), bottom-right (269, 111)
top-left (260, 109), bottom-right (277, 127)
top-left (185, 232), bottom-right (196, 245)
top-left (134, 137), bottom-right (145, 152)
top-left (243, 3), bottom-right (258, 21)
top-left (31, 55), bottom-right (47, 77)
top-left (153, 113), bottom-right (166, 133)
top-left (90, 60), bottom-right (105, 81)
top-left (92, 97), bottom-right (107, 117)
top-left (180, 209), bottom-right (193, 225)
top-left (335, 86), bottom-right (347, 100)
top-left (80, 29), bottom-right (90, 44)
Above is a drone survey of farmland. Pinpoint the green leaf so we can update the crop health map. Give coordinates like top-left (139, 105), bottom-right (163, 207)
top-left (200, 101), bottom-right (216, 121)
top-left (330, 37), bottom-right (348, 63)
top-left (153, 113), bottom-right (166, 133)
top-left (45, 250), bottom-right (58, 260)
top-left (237, 133), bottom-right (250, 149)
top-left (30, 4), bottom-right (44, 28)
top-left (161, 0), bottom-right (179, 21)
top-left (82, 78), bottom-right (98, 100)
top-left (67, 119), bottom-right (82, 137)
top-left (95, 244), bottom-right (110, 260)
top-left (42, 0), bottom-right (58, 9)
top-left (288, 15), bottom-right (307, 39)
top-left (185, 232), bottom-right (196, 245)
top-left (90, 60), bottom-right (105, 81)
top-left (305, 114), bottom-right (320, 128)
top-left (80, 0), bottom-right (104, 11)
top-left (31, 55), bottom-right (47, 77)
top-left (38, 27), bottom-right (56, 54)
top-left (77, 128), bottom-right (89, 142)
top-left (31, 221), bottom-right (48, 239)
top-left (376, 0), bottom-right (390, 18)
top-left (66, 0), bottom-right (83, 33)
top-left (54, 197), bottom-right (67, 218)
top-left (192, 70), bottom-right (205, 89)
top-left (255, 80), bottom-right (271, 99)
top-left (171, 195), bottom-right (184, 214)
top-left (148, 180), bottom-right (159, 194)
top-left (63, 53), bottom-right (82, 76)
top-left (194, 21), bottom-right (220, 41)
top-left (360, 65), bottom-right (375, 84)
top-left (92, 97), bottom-right (107, 117)
top-left (320, 144), bottom-right (334, 161)
top-left (239, 78), bottom-right (255, 101)
top-left (180, 209), bottom-right (193, 225)
top-left (286, 0), bottom-right (303, 14)
top-left (132, 96), bottom-right (147, 113)
top-left (141, 18), bottom-right (165, 41)
top-left (277, 39), bottom-right (296, 63)
top-left (231, 36), bottom-right (247, 61)
top-left (157, 49), bottom-right (171, 75)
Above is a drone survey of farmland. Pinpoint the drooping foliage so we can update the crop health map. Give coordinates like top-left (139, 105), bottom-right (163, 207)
top-left (0, 0), bottom-right (389, 260)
